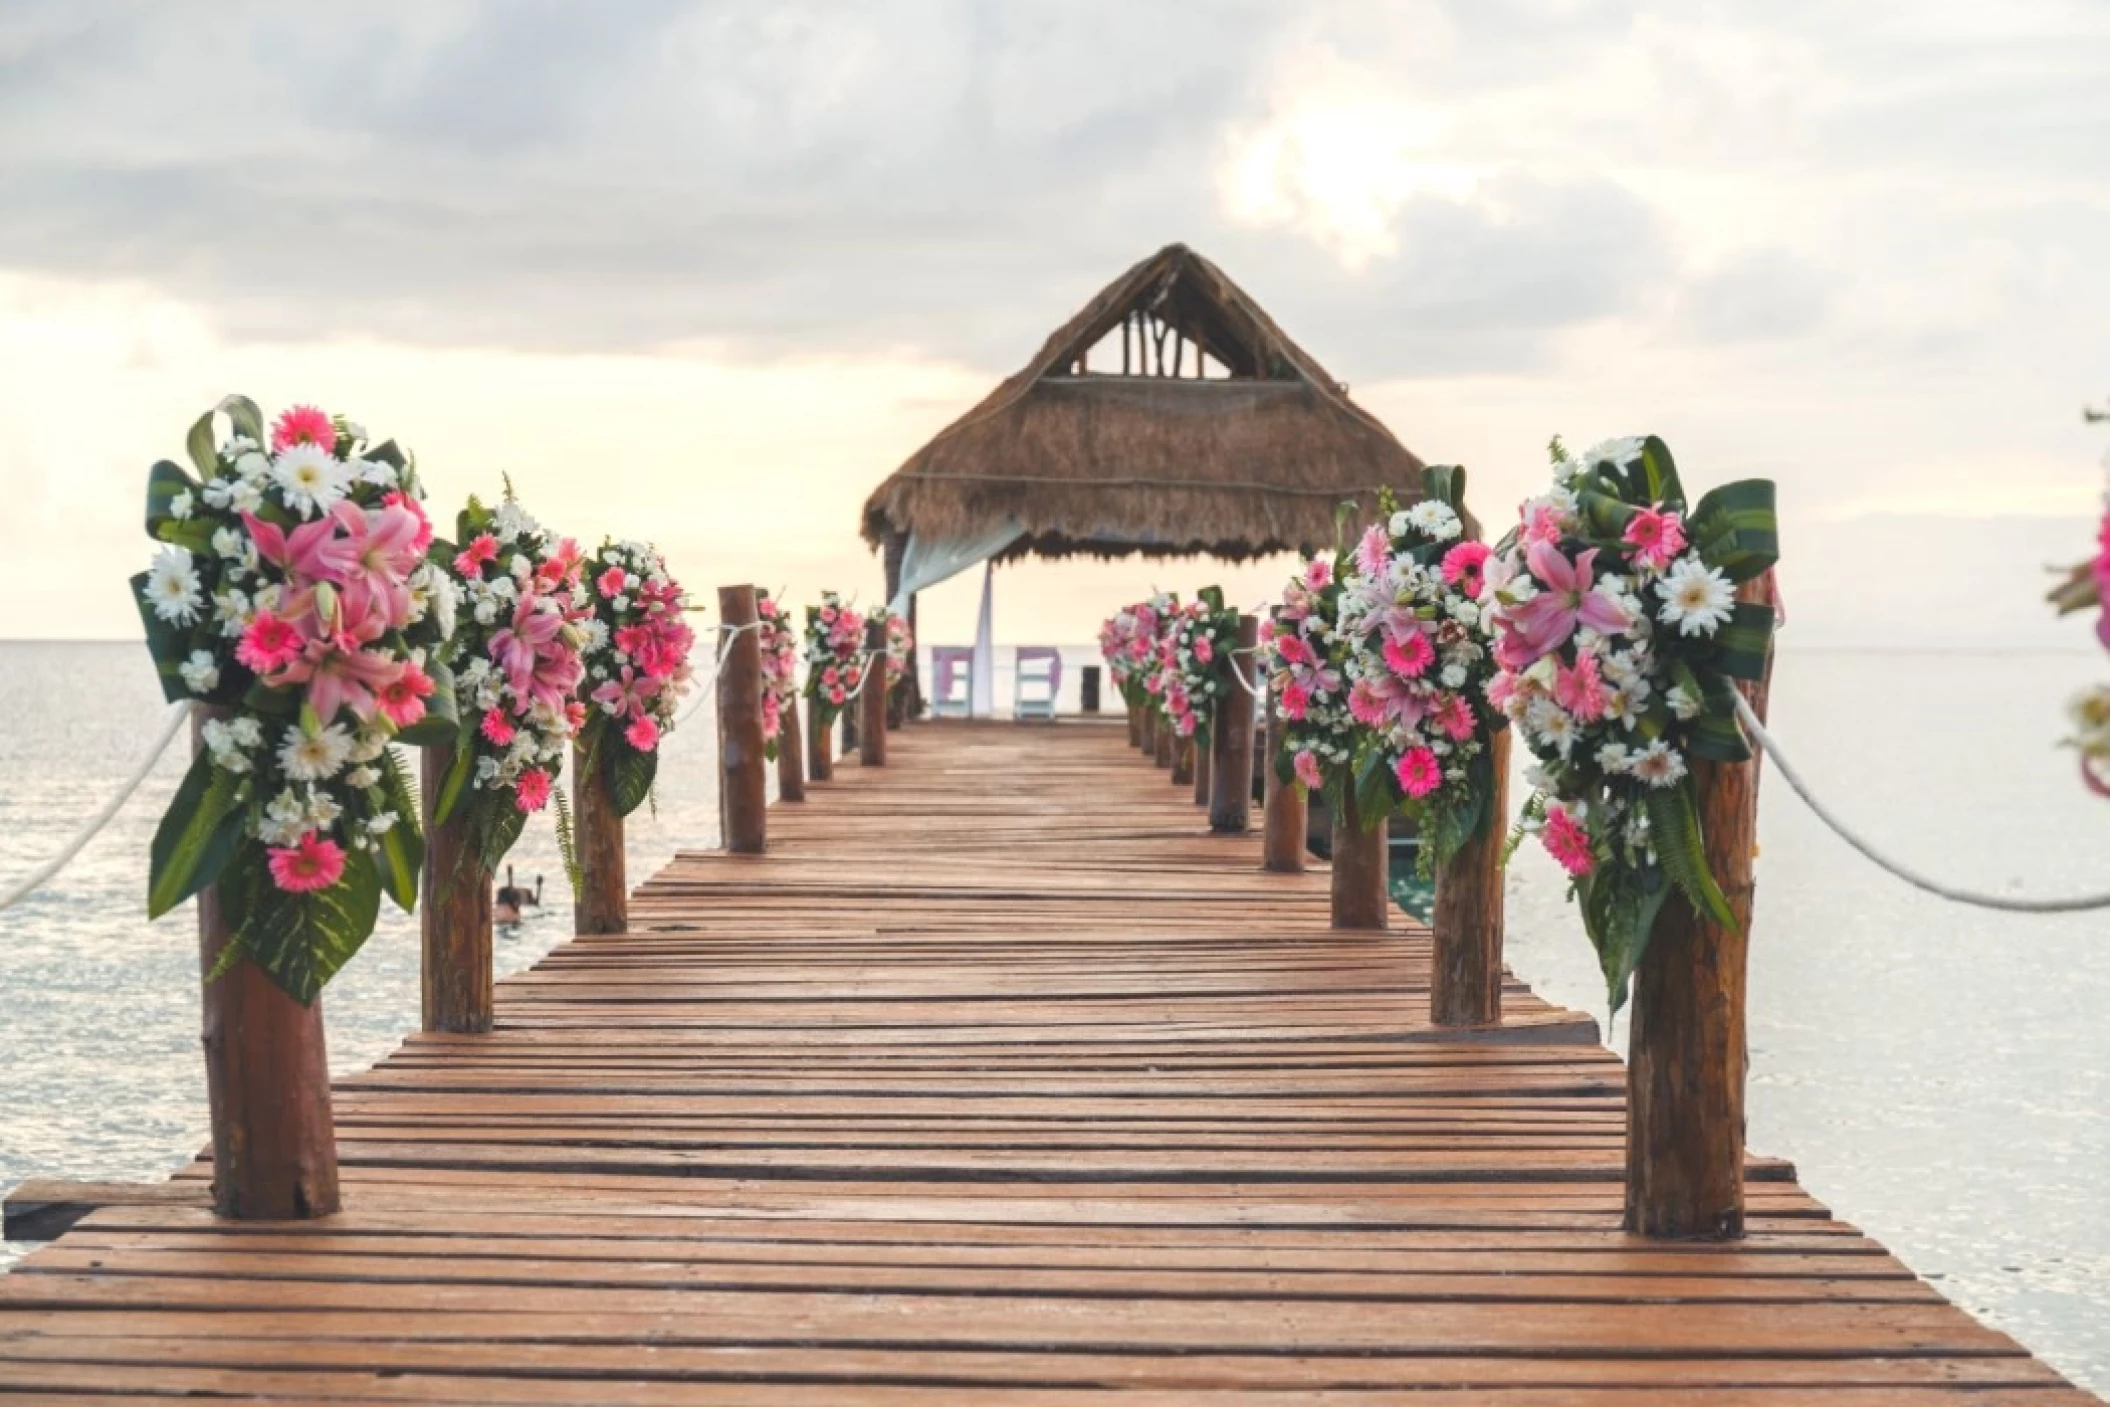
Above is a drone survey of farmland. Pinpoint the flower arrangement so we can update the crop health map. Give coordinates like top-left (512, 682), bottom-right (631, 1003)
top-left (429, 488), bottom-right (590, 877)
top-left (1264, 554), bottom-right (1356, 801)
top-left (1161, 587), bottom-right (1240, 742)
top-left (1139, 591), bottom-right (1180, 723)
top-left (756, 590), bottom-right (800, 760)
top-left (134, 396), bottom-right (452, 1003)
top-left (2047, 502), bottom-right (2110, 793)
top-left (803, 592), bottom-right (869, 727)
top-left (1099, 600), bottom-right (1162, 713)
top-left (578, 540), bottom-right (695, 817)
top-left (1334, 470), bottom-right (1505, 870)
top-left (870, 604), bottom-right (913, 691)
top-left (1481, 435), bottom-right (1778, 1011)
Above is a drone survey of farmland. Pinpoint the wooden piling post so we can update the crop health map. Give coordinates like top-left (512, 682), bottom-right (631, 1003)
top-left (1625, 573), bottom-right (1777, 1240)
top-left (718, 585), bottom-right (767, 854)
top-left (859, 618), bottom-right (888, 767)
top-left (1171, 732), bottom-right (1194, 786)
top-left (1126, 700), bottom-right (1143, 749)
top-left (777, 694), bottom-right (806, 803)
top-left (573, 737), bottom-right (626, 935)
top-left (1209, 615), bottom-right (1258, 833)
top-left (808, 693), bottom-right (834, 781)
top-left (192, 705), bottom-right (341, 1220)
top-left (1191, 730), bottom-right (1211, 805)
top-left (1153, 714), bottom-right (1173, 768)
top-left (1139, 704), bottom-right (1158, 755)
top-left (1430, 726), bottom-right (1510, 1027)
top-left (1262, 631), bottom-right (1306, 873)
top-left (1329, 789), bottom-right (1390, 930)
top-left (841, 695), bottom-right (859, 754)
top-left (419, 741), bottom-right (493, 1035)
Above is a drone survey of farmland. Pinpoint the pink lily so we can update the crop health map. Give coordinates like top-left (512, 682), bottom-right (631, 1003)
top-left (1504, 543), bottom-right (1630, 665)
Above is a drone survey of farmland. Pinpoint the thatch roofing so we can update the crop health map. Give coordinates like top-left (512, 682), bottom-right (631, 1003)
top-left (860, 243), bottom-right (1431, 563)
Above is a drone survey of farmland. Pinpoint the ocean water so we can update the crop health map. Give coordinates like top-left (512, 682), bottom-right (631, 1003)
top-left (1, 642), bottom-right (2106, 1395)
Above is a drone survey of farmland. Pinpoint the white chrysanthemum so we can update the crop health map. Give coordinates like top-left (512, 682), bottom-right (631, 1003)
top-left (1630, 739), bottom-right (1688, 788)
top-left (1406, 500), bottom-right (1463, 542)
top-left (1656, 557), bottom-right (1737, 637)
top-left (178, 649), bottom-right (220, 694)
top-left (169, 490), bottom-right (194, 520)
top-left (270, 443), bottom-right (350, 518)
top-left (1525, 697), bottom-right (1577, 756)
top-left (1579, 436), bottom-right (1645, 469)
top-left (280, 723), bottom-right (354, 782)
top-left (144, 546), bottom-right (203, 625)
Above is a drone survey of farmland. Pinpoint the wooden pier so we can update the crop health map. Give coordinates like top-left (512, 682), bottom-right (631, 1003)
top-left (2, 722), bottom-right (2098, 1402)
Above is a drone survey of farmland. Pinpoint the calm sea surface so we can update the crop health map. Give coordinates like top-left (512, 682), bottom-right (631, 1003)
top-left (1, 641), bottom-right (2106, 1394)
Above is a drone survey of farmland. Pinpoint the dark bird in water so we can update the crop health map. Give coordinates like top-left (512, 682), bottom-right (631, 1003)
top-left (495, 866), bottom-right (543, 925)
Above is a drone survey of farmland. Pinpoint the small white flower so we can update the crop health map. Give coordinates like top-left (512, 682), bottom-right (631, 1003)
top-left (347, 729), bottom-right (390, 764)
top-left (350, 457), bottom-right (397, 488)
top-left (178, 649), bottom-right (220, 694)
top-left (168, 490), bottom-right (194, 520)
top-left (234, 450), bottom-right (271, 481)
top-left (227, 479), bottom-right (264, 514)
top-left (1666, 683), bottom-right (1703, 720)
top-left (280, 723), bottom-right (354, 782)
top-left (201, 717), bottom-right (257, 772)
top-left (612, 594), bottom-right (630, 611)
top-left (342, 421), bottom-right (367, 442)
top-left (1655, 556), bottom-right (1737, 638)
top-left (143, 546), bottom-right (203, 625)
top-left (201, 479), bottom-right (233, 510)
top-left (259, 790), bottom-right (310, 845)
top-left (364, 810), bottom-right (400, 835)
top-left (1406, 500), bottom-right (1463, 542)
top-left (1440, 664), bottom-right (1468, 689)
top-left (220, 434), bottom-right (258, 458)
top-left (1596, 742), bottom-right (1632, 774)
top-left (1388, 509), bottom-right (1411, 536)
top-left (473, 598), bottom-right (499, 626)
top-left (269, 443), bottom-right (350, 518)
top-left (302, 789), bottom-right (342, 832)
top-left (345, 765), bottom-right (381, 790)
top-left (1630, 739), bottom-right (1689, 788)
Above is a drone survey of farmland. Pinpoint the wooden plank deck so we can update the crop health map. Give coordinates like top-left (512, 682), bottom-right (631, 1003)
top-left (2, 721), bottom-right (2096, 1403)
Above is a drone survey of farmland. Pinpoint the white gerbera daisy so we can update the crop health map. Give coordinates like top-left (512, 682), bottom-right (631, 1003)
top-left (1630, 739), bottom-right (1688, 788)
top-left (178, 649), bottom-right (220, 694)
top-left (1656, 557), bottom-right (1737, 637)
top-left (143, 546), bottom-right (203, 625)
top-left (270, 443), bottom-right (350, 518)
top-left (279, 722), bottom-right (354, 782)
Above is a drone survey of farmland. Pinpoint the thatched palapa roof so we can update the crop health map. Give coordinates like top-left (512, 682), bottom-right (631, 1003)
top-left (860, 243), bottom-right (1430, 564)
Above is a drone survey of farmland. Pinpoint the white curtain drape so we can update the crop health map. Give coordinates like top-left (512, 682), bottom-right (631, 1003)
top-left (971, 562), bottom-right (996, 718)
top-left (888, 522), bottom-right (1025, 615)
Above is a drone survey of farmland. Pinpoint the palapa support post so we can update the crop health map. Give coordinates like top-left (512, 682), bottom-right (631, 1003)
top-left (1081, 665), bottom-right (1101, 714)
top-left (1625, 573), bottom-right (1777, 1241)
top-left (1153, 715), bottom-right (1173, 768)
top-left (573, 736), bottom-right (626, 935)
top-left (1191, 730), bottom-right (1211, 805)
top-left (777, 694), bottom-right (807, 803)
top-left (717, 585), bottom-right (768, 854)
top-left (1430, 725), bottom-right (1510, 1027)
top-left (859, 618), bottom-right (888, 767)
top-left (808, 693), bottom-right (835, 781)
top-left (1139, 704), bottom-right (1158, 755)
top-left (1209, 614), bottom-right (1259, 833)
top-left (191, 705), bottom-right (340, 1221)
top-left (1329, 789), bottom-right (1390, 931)
top-left (1171, 733), bottom-right (1195, 786)
top-left (419, 741), bottom-right (493, 1035)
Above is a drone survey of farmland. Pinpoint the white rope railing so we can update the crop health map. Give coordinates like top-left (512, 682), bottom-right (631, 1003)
top-left (1735, 692), bottom-right (2110, 914)
top-left (0, 703), bottom-right (188, 913)
top-left (673, 618), bottom-right (765, 726)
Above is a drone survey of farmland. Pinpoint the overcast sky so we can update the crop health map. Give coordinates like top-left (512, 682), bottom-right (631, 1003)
top-left (2, 0), bottom-right (2106, 647)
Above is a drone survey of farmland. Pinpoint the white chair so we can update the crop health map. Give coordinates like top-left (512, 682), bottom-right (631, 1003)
top-left (1014, 647), bottom-right (1061, 721)
top-left (930, 647), bottom-right (973, 718)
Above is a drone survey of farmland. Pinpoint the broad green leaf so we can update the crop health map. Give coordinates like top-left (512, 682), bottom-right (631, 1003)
top-left (1713, 599), bottom-right (1776, 683)
top-left (1422, 463), bottom-right (1467, 516)
top-left (145, 460), bottom-right (200, 537)
top-left (1686, 674), bottom-right (1754, 764)
top-left (218, 395), bottom-right (263, 446)
top-left (1197, 584), bottom-right (1225, 612)
top-left (1638, 435), bottom-right (1686, 508)
top-left (1600, 871), bottom-right (1672, 1017)
top-left (147, 748), bottom-right (244, 918)
top-left (432, 732), bottom-right (476, 828)
top-left (608, 741), bottom-right (659, 818)
top-left (233, 846), bottom-right (384, 1005)
top-left (184, 410), bottom-right (219, 479)
top-left (1643, 784), bottom-right (1737, 931)
top-left (473, 802), bottom-right (529, 874)
top-left (1688, 478), bottom-right (1779, 583)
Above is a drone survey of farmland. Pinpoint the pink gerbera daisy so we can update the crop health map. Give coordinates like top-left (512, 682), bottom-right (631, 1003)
top-left (374, 661), bottom-right (433, 728)
top-left (270, 404), bottom-right (336, 454)
top-left (1542, 804), bottom-right (1594, 877)
top-left (453, 534), bottom-right (499, 578)
top-left (1622, 505), bottom-right (1687, 572)
top-left (625, 716), bottom-right (661, 752)
top-left (1382, 631), bottom-right (1435, 679)
top-left (1441, 541), bottom-right (1492, 597)
top-left (514, 768), bottom-right (552, 812)
top-left (597, 565), bottom-right (628, 599)
top-left (1394, 746), bottom-right (1442, 799)
top-left (267, 832), bottom-right (346, 893)
top-left (236, 611), bottom-right (303, 675)
top-left (480, 709), bottom-right (517, 746)
top-left (1292, 750), bottom-right (1325, 791)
